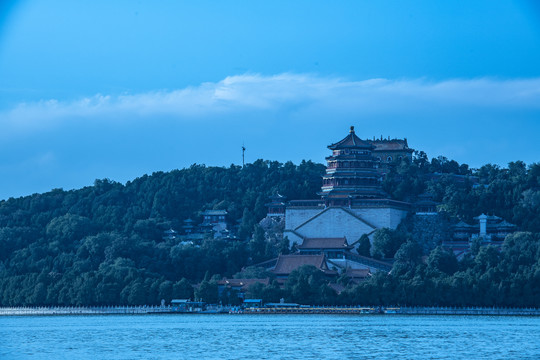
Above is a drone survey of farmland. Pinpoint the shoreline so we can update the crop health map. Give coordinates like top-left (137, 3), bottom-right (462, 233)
top-left (1, 305), bottom-right (540, 316)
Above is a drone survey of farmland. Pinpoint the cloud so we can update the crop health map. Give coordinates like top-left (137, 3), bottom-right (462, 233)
top-left (2, 74), bottom-right (540, 134)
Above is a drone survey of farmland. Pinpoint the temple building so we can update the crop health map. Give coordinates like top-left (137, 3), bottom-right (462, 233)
top-left (271, 254), bottom-right (337, 279)
top-left (443, 214), bottom-right (517, 257)
top-left (414, 193), bottom-right (439, 215)
top-left (265, 193), bottom-right (287, 217)
top-left (200, 210), bottom-right (228, 238)
top-left (258, 239), bottom-right (392, 281)
top-left (283, 126), bottom-right (411, 250)
top-left (162, 228), bottom-right (178, 241)
top-left (366, 137), bottom-right (414, 174)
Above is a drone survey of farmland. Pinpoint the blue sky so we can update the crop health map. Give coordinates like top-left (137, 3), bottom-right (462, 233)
top-left (1, 0), bottom-right (540, 200)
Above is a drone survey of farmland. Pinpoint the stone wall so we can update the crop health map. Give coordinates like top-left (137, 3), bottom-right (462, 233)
top-left (409, 213), bottom-right (452, 254)
top-left (285, 205), bottom-right (409, 247)
top-left (285, 207), bottom-right (324, 231)
top-left (351, 207), bottom-right (408, 229)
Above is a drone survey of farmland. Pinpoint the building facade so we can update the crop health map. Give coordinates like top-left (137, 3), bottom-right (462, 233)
top-left (443, 214), bottom-right (517, 257)
top-left (282, 127), bottom-right (411, 249)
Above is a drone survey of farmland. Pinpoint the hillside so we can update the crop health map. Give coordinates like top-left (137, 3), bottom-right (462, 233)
top-left (0, 156), bottom-right (539, 306)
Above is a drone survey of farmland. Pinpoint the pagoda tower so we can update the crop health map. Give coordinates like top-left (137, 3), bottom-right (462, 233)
top-left (320, 126), bottom-right (386, 206)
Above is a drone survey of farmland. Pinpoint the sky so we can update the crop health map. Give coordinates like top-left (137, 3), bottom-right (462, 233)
top-left (0, 0), bottom-right (540, 200)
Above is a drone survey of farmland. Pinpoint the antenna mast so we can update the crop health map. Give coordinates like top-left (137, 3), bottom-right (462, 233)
top-left (242, 144), bottom-right (246, 167)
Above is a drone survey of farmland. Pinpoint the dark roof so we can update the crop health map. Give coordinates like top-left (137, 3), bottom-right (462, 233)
top-left (474, 214), bottom-right (501, 221)
top-left (328, 126), bottom-right (374, 150)
top-left (298, 237), bottom-right (351, 250)
top-left (272, 254), bottom-right (335, 275)
top-left (345, 268), bottom-right (371, 278)
top-left (366, 138), bottom-right (413, 152)
top-left (454, 221), bottom-right (475, 229)
top-left (202, 210), bottom-right (227, 216)
top-left (495, 220), bottom-right (516, 228)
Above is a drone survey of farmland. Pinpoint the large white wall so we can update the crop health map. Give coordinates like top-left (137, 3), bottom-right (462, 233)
top-left (351, 207), bottom-right (408, 229)
top-left (285, 208), bottom-right (323, 230)
top-left (285, 206), bottom-right (409, 247)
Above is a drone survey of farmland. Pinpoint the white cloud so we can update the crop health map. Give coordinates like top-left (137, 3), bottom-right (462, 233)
top-left (2, 74), bottom-right (540, 134)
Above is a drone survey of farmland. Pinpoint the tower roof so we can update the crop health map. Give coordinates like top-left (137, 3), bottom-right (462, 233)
top-left (328, 126), bottom-right (374, 150)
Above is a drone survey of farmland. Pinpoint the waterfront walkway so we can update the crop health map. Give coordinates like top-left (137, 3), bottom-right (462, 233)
top-left (0, 305), bottom-right (172, 316)
top-left (1, 305), bottom-right (539, 316)
top-left (243, 306), bottom-right (540, 315)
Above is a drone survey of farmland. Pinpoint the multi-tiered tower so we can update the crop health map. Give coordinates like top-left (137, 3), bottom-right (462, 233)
top-left (321, 126), bottom-right (385, 206)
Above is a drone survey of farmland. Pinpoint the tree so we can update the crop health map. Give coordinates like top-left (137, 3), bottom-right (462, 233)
top-left (127, 281), bottom-right (147, 305)
top-left (393, 241), bottom-right (423, 275)
top-left (426, 246), bottom-right (458, 275)
top-left (233, 266), bottom-right (273, 279)
top-left (172, 278), bottom-right (194, 300)
top-left (371, 228), bottom-right (405, 259)
top-left (158, 280), bottom-right (173, 303)
top-left (357, 234), bottom-right (371, 257)
top-left (249, 225), bottom-right (268, 264)
top-left (46, 214), bottom-right (93, 248)
top-left (195, 279), bottom-right (219, 304)
top-left (284, 265), bottom-right (334, 305)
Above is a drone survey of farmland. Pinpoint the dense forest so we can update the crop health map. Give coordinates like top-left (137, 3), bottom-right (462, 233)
top-left (0, 155), bottom-right (539, 307)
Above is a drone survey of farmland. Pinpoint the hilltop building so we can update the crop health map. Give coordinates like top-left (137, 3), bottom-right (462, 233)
top-left (182, 219), bottom-right (196, 235)
top-left (255, 127), bottom-right (409, 281)
top-left (282, 126), bottom-right (411, 249)
top-left (414, 193), bottom-right (439, 215)
top-left (366, 136), bottom-right (414, 175)
top-left (443, 214), bottom-right (517, 257)
top-left (200, 210), bottom-right (228, 238)
top-left (265, 193), bottom-right (287, 217)
top-left (163, 228), bottom-right (178, 241)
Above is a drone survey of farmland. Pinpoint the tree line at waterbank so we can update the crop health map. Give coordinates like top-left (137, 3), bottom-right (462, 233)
top-left (0, 156), bottom-right (539, 307)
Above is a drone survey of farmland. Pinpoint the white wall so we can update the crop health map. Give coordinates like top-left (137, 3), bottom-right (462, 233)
top-left (285, 205), bottom-right (409, 248)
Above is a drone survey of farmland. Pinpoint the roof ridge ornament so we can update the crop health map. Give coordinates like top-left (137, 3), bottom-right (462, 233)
top-left (350, 126), bottom-right (355, 134)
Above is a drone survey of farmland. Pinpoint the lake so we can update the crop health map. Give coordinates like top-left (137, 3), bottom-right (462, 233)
top-left (1, 314), bottom-right (539, 359)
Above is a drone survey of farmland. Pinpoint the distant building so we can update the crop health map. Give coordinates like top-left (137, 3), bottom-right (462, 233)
top-left (365, 136), bottom-right (414, 174)
top-left (200, 210), bottom-right (228, 238)
top-left (163, 228), bottom-right (178, 241)
top-left (265, 193), bottom-right (287, 217)
top-left (201, 210), bottom-right (228, 225)
top-left (295, 237), bottom-right (391, 273)
top-left (182, 219), bottom-right (196, 235)
top-left (296, 237), bottom-right (352, 258)
top-left (283, 126), bottom-right (410, 249)
top-left (254, 235), bottom-right (391, 283)
top-left (414, 193), bottom-right (439, 215)
top-left (424, 172), bottom-right (479, 186)
top-left (270, 254), bottom-right (337, 279)
top-left (443, 213), bottom-right (517, 257)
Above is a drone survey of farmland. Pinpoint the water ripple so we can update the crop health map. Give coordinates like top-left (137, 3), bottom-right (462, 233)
top-left (0, 314), bottom-right (539, 359)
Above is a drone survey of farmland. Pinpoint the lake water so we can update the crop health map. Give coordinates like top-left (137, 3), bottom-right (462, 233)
top-left (1, 314), bottom-right (539, 359)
